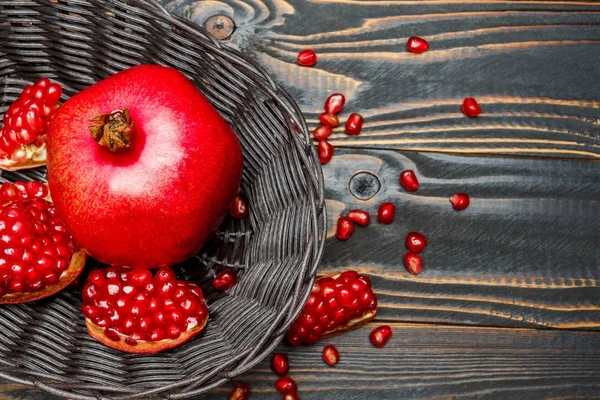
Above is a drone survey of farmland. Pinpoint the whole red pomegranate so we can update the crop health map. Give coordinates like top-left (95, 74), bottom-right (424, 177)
top-left (46, 65), bottom-right (243, 268)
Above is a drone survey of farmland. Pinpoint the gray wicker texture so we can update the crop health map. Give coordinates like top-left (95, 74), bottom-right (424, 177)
top-left (0, 0), bottom-right (326, 398)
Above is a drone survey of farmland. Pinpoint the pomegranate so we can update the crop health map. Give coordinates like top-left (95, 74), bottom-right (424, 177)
top-left (318, 140), bottom-right (334, 165)
top-left (450, 193), bottom-right (470, 210)
top-left (400, 170), bottom-right (419, 192)
top-left (313, 125), bottom-right (332, 141)
top-left (287, 271), bottom-right (377, 345)
top-left (462, 98), bottom-right (481, 117)
top-left (230, 195), bottom-right (249, 219)
top-left (272, 353), bottom-right (290, 377)
top-left (335, 217), bottom-right (355, 240)
top-left (404, 252), bottom-right (423, 275)
top-left (297, 49), bottom-right (317, 67)
top-left (405, 232), bottom-right (427, 253)
top-left (82, 266), bottom-right (209, 353)
top-left (229, 382), bottom-right (250, 400)
top-left (370, 325), bottom-right (392, 347)
top-left (213, 268), bottom-right (239, 291)
top-left (0, 181), bottom-right (86, 304)
top-left (345, 113), bottom-right (364, 136)
top-left (348, 209), bottom-right (370, 226)
top-left (324, 93), bottom-right (345, 115)
top-left (407, 37), bottom-right (429, 54)
top-left (319, 113), bottom-right (340, 128)
top-left (377, 202), bottom-right (395, 224)
top-left (46, 65), bottom-right (243, 268)
top-left (322, 344), bottom-right (340, 367)
top-left (275, 376), bottom-right (297, 394)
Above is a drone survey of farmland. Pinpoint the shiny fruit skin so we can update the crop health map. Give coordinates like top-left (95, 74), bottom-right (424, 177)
top-left (46, 65), bottom-right (243, 268)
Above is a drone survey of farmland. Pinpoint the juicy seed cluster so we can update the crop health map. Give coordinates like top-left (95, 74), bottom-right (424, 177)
top-left (0, 181), bottom-right (75, 297)
top-left (1, 78), bottom-right (62, 158)
top-left (82, 266), bottom-right (208, 346)
top-left (287, 271), bottom-right (377, 346)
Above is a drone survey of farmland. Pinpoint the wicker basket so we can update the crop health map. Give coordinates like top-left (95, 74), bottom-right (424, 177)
top-left (0, 1), bottom-right (326, 398)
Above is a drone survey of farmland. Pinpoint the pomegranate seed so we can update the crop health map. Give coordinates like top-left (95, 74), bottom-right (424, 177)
top-left (213, 268), bottom-right (238, 291)
top-left (407, 36), bottom-right (429, 54)
top-left (370, 325), bottom-right (392, 348)
top-left (404, 252), bottom-right (422, 275)
top-left (230, 195), bottom-right (249, 219)
top-left (344, 113), bottom-right (364, 136)
top-left (377, 202), bottom-right (395, 224)
top-left (322, 344), bottom-right (340, 367)
top-left (462, 97), bottom-right (481, 118)
top-left (450, 193), bottom-right (470, 211)
top-left (324, 93), bottom-right (345, 114)
top-left (318, 140), bottom-right (334, 165)
top-left (319, 113), bottom-right (339, 128)
top-left (297, 49), bottom-right (317, 67)
top-left (271, 353), bottom-right (289, 377)
top-left (335, 217), bottom-right (355, 240)
top-left (275, 376), bottom-right (297, 394)
top-left (405, 232), bottom-right (427, 253)
top-left (283, 394), bottom-right (301, 400)
top-left (400, 170), bottom-right (419, 192)
top-left (228, 382), bottom-right (250, 400)
top-left (347, 209), bottom-right (370, 226)
top-left (312, 125), bottom-right (332, 141)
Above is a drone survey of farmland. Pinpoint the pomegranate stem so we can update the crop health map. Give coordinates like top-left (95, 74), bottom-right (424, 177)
top-left (88, 109), bottom-right (135, 153)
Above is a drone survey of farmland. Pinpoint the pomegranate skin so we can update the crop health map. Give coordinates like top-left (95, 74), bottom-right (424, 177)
top-left (46, 65), bottom-right (243, 268)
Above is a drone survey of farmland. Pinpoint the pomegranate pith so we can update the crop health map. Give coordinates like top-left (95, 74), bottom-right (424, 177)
top-left (271, 353), bottom-right (290, 377)
top-left (229, 382), bottom-right (250, 400)
top-left (404, 252), bottom-right (423, 275)
top-left (297, 49), bottom-right (317, 66)
top-left (348, 209), bottom-right (370, 226)
top-left (213, 268), bottom-right (239, 291)
top-left (345, 113), bottom-right (364, 136)
top-left (450, 193), bottom-right (470, 210)
top-left (405, 232), bottom-right (427, 253)
top-left (377, 202), bottom-right (395, 224)
top-left (370, 325), bottom-right (393, 348)
top-left (324, 93), bottom-right (345, 114)
top-left (275, 376), bottom-right (297, 394)
top-left (400, 170), bottom-right (419, 192)
top-left (323, 344), bottom-right (340, 367)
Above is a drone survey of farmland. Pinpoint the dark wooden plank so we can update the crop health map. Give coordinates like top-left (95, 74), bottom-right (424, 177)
top-left (3, 323), bottom-right (600, 399)
top-left (163, 0), bottom-right (600, 159)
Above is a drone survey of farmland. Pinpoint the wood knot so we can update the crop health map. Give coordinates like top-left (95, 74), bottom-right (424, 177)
top-left (204, 15), bottom-right (235, 40)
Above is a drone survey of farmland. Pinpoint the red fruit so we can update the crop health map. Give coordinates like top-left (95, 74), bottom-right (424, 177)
top-left (229, 382), bottom-right (250, 400)
top-left (405, 232), bottom-right (427, 253)
top-left (0, 181), bottom-right (86, 304)
top-left (370, 325), bottom-right (392, 348)
top-left (313, 125), bottom-right (332, 141)
top-left (322, 344), bottom-right (340, 367)
top-left (462, 98), bottom-right (481, 118)
top-left (344, 113), bottom-right (363, 136)
top-left (404, 252), bottom-right (422, 275)
top-left (275, 376), bottom-right (297, 394)
top-left (324, 93), bottom-right (345, 115)
top-left (83, 266), bottom-right (208, 354)
top-left (377, 202), bottom-right (395, 224)
top-left (283, 394), bottom-right (301, 400)
top-left (297, 49), bottom-right (317, 66)
top-left (319, 113), bottom-right (339, 128)
top-left (450, 193), bottom-right (470, 211)
top-left (318, 140), bottom-right (334, 165)
top-left (400, 170), bottom-right (419, 192)
top-left (213, 268), bottom-right (238, 291)
top-left (230, 195), bottom-right (249, 219)
top-left (271, 353), bottom-right (289, 377)
top-left (335, 217), bottom-right (355, 240)
top-left (348, 209), bottom-right (370, 226)
top-left (46, 65), bottom-right (243, 268)
top-left (407, 36), bottom-right (429, 54)
top-left (287, 271), bottom-right (377, 345)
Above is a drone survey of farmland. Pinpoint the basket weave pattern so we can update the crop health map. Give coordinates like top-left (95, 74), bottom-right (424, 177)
top-left (0, 1), bottom-right (325, 398)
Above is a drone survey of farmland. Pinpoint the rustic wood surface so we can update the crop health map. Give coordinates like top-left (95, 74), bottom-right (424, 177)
top-left (2, 0), bottom-right (600, 399)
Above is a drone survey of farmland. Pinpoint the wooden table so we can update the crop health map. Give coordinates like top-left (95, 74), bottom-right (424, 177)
top-left (2, 0), bottom-right (599, 398)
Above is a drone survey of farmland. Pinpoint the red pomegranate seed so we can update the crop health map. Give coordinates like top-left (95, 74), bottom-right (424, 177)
top-left (370, 325), bottom-right (392, 348)
top-left (297, 49), bottom-right (317, 66)
top-left (404, 252), bottom-right (422, 275)
top-left (319, 113), bottom-right (340, 128)
top-left (348, 209), bottom-right (370, 226)
top-left (322, 344), bottom-right (340, 367)
top-left (318, 140), bottom-right (334, 165)
top-left (450, 193), bottom-right (470, 211)
top-left (271, 353), bottom-right (289, 377)
top-left (213, 268), bottom-right (238, 291)
top-left (462, 98), bottom-right (481, 118)
top-left (275, 376), bottom-right (297, 394)
top-left (336, 217), bottom-right (355, 240)
top-left (377, 202), bottom-right (395, 224)
top-left (230, 195), bottom-right (249, 219)
top-left (313, 125), bottom-right (332, 141)
top-left (324, 93), bottom-right (345, 114)
top-left (405, 232), bottom-right (427, 253)
top-left (229, 382), bottom-right (250, 400)
top-left (400, 170), bottom-right (419, 192)
top-left (345, 113), bottom-right (364, 136)
top-left (283, 394), bottom-right (301, 400)
top-left (407, 36), bottom-right (429, 54)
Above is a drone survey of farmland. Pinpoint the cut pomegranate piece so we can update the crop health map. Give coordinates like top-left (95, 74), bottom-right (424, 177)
top-left (213, 268), bottom-right (239, 291)
top-left (450, 193), bottom-right (470, 210)
top-left (287, 271), bottom-right (377, 345)
top-left (297, 49), bottom-right (317, 67)
top-left (313, 125), bottom-right (332, 141)
top-left (229, 382), bottom-right (250, 400)
top-left (462, 98), bottom-right (481, 118)
top-left (0, 181), bottom-right (86, 304)
top-left (319, 113), bottom-right (340, 128)
top-left (400, 170), bottom-right (419, 192)
top-left (275, 376), bottom-right (297, 394)
top-left (324, 93), bottom-right (345, 115)
top-left (404, 252), bottom-right (423, 275)
top-left (405, 232), bottom-right (427, 253)
top-left (370, 325), bottom-right (392, 348)
top-left (335, 217), bottom-right (355, 240)
top-left (345, 113), bottom-right (364, 136)
top-left (407, 36), bottom-right (429, 54)
top-left (322, 344), bottom-right (340, 367)
top-left (230, 195), bottom-right (249, 219)
top-left (272, 353), bottom-right (289, 377)
top-left (318, 140), bottom-right (334, 165)
top-left (348, 209), bottom-right (370, 226)
top-left (377, 202), bottom-right (395, 224)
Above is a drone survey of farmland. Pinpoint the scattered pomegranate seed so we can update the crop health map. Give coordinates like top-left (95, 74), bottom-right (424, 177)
top-left (400, 170), bottom-right (419, 192)
top-left (213, 268), bottom-right (238, 291)
top-left (370, 325), bottom-right (393, 348)
top-left (462, 98), bottom-right (481, 117)
top-left (230, 195), bottom-right (249, 219)
top-left (271, 353), bottom-right (289, 377)
top-left (336, 217), bottom-right (355, 240)
top-left (229, 382), bottom-right (250, 400)
top-left (319, 113), bottom-right (340, 128)
top-left (318, 140), bottom-right (334, 165)
top-left (345, 113), bottom-right (364, 136)
top-left (324, 93), bottom-right (345, 114)
top-left (404, 252), bottom-right (422, 275)
top-left (407, 36), bottom-right (429, 54)
top-left (313, 125), bottom-right (332, 141)
top-left (450, 193), bottom-right (470, 210)
top-left (348, 209), bottom-right (370, 226)
top-left (275, 376), bottom-right (297, 394)
top-left (297, 49), bottom-right (317, 67)
top-left (377, 202), bottom-right (395, 224)
top-left (322, 344), bottom-right (340, 367)
top-left (283, 393), bottom-right (301, 400)
top-left (405, 232), bottom-right (427, 253)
